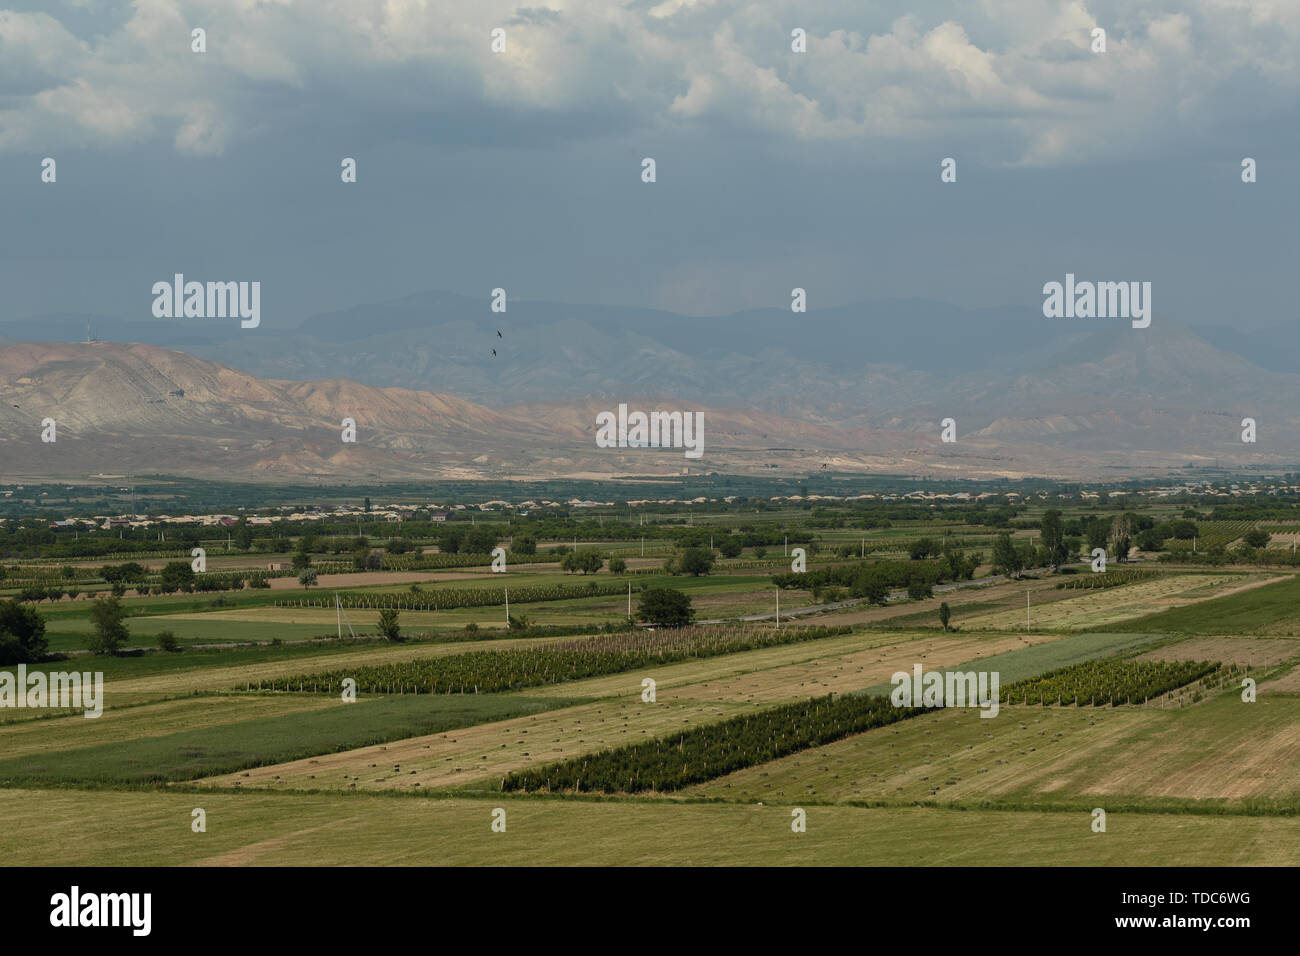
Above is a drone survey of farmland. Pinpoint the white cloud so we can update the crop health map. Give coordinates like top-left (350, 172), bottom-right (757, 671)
top-left (0, 1), bottom-right (1295, 164)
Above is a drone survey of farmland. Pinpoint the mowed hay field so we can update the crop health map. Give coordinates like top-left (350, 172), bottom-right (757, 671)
top-left (9, 511), bottom-right (1300, 867)
top-left (191, 629), bottom-right (1052, 793)
top-left (1136, 636), bottom-right (1300, 668)
top-left (1116, 572), bottom-right (1300, 635)
top-left (954, 573), bottom-right (1278, 632)
top-left (2, 789), bottom-right (1296, 866)
top-left (62, 631), bottom-right (602, 706)
top-left (687, 691), bottom-right (1300, 808)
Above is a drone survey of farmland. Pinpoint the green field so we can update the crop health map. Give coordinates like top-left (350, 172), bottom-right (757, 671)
top-left (1, 789), bottom-right (1295, 866)
top-left (4, 490), bottom-right (1299, 866)
top-left (0, 693), bottom-right (580, 785)
top-left (1112, 573), bottom-right (1300, 635)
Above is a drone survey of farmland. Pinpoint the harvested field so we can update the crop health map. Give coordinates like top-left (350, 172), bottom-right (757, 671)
top-left (958, 574), bottom-right (1268, 632)
top-left (1136, 637), bottom-right (1300, 668)
top-left (690, 692), bottom-right (1300, 807)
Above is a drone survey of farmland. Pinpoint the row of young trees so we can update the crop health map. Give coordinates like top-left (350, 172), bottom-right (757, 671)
top-left (500, 692), bottom-right (923, 794)
top-left (771, 551), bottom-right (979, 604)
top-left (254, 624), bottom-right (851, 696)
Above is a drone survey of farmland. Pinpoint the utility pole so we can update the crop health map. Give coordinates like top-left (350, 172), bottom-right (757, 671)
top-left (504, 586), bottom-right (509, 626)
top-left (776, 587), bottom-right (780, 627)
top-left (627, 581), bottom-right (632, 619)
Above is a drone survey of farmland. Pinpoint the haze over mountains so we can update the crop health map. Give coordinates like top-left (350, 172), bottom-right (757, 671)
top-left (0, 292), bottom-right (1295, 482)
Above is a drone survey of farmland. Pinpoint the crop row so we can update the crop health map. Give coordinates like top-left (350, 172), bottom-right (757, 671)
top-left (245, 624), bottom-right (853, 695)
top-left (378, 552), bottom-right (556, 571)
top-left (500, 692), bottom-right (922, 794)
top-left (272, 579), bottom-right (630, 611)
top-left (999, 657), bottom-right (1224, 706)
top-left (1163, 521), bottom-right (1256, 552)
top-left (1054, 568), bottom-right (1161, 590)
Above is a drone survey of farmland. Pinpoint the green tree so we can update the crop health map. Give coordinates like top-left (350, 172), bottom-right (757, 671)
top-left (298, 568), bottom-right (318, 588)
top-left (678, 547), bottom-right (715, 576)
top-left (1243, 528), bottom-right (1270, 549)
top-left (938, 601), bottom-right (951, 632)
top-left (1109, 514), bottom-right (1134, 563)
top-left (463, 527), bottom-right (499, 554)
top-left (88, 595), bottom-right (130, 655)
top-left (561, 550), bottom-right (604, 574)
top-left (851, 567), bottom-right (889, 605)
top-left (608, 557), bottom-right (627, 574)
top-left (155, 630), bottom-right (180, 652)
top-left (638, 587), bottom-right (695, 627)
top-left (1039, 509), bottom-right (1069, 569)
top-left (991, 532), bottom-right (1023, 578)
top-left (511, 534), bottom-right (537, 556)
top-left (0, 599), bottom-right (48, 664)
top-left (377, 607), bottom-right (402, 642)
top-left (718, 537), bottom-right (743, 558)
top-left (907, 580), bottom-right (933, 600)
top-left (909, 537), bottom-right (938, 560)
top-left (234, 517), bottom-right (254, 551)
top-left (1136, 528), bottom-right (1164, 552)
top-left (159, 560), bottom-right (196, 593)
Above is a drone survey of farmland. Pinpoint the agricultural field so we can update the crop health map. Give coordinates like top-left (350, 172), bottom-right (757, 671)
top-left (4, 493), bottom-right (1300, 866)
top-left (953, 573), bottom-right (1276, 632)
top-left (1114, 573), bottom-right (1300, 636)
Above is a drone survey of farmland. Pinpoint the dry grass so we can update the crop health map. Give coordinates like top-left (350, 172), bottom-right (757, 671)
top-left (1136, 637), bottom-right (1300, 668)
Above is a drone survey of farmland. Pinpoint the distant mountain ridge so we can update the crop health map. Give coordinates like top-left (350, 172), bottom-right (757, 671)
top-left (2, 291), bottom-right (1298, 480)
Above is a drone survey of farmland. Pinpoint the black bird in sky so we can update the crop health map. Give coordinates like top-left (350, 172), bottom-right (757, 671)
top-left (491, 349), bottom-right (497, 356)
top-left (497, 330), bottom-right (502, 338)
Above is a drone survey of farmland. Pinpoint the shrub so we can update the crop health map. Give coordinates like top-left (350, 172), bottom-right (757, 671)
top-left (155, 630), bottom-right (180, 653)
top-left (0, 599), bottom-right (48, 665)
top-left (638, 588), bottom-right (694, 627)
top-left (88, 595), bottom-right (130, 655)
top-left (678, 548), bottom-right (714, 576)
top-left (377, 607), bottom-right (402, 642)
top-left (561, 550), bottom-right (604, 574)
top-left (906, 580), bottom-right (933, 600)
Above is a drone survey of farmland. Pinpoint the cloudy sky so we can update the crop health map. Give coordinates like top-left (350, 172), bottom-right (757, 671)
top-left (1, 0), bottom-right (1297, 327)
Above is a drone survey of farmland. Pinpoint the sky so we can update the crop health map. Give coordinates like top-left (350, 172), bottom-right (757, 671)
top-left (1, 0), bottom-right (1297, 328)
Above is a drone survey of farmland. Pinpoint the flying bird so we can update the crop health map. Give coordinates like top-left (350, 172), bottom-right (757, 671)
top-left (497, 330), bottom-right (502, 338)
top-left (491, 349), bottom-right (497, 356)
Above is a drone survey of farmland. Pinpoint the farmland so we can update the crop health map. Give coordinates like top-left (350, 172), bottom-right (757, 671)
top-left (3, 485), bottom-right (1300, 865)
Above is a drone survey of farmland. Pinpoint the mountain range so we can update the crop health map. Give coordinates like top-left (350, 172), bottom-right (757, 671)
top-left (0, 293), bottom-right (1295, 482)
